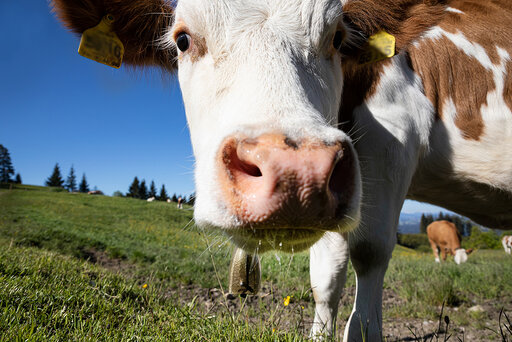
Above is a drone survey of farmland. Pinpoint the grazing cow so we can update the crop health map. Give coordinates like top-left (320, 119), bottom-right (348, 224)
top-left (502, 235), bottom-right (512, 254)
top-left (177, 196), bottom-right (183, 209)
top-left (52, 0), bottom-right (512, 340)
top-left (147, 196), bottom-right (156, 202)
top-left (87, 190), bottom-right (103, 195)
top-left (427, 220), bottom-right (472, 264)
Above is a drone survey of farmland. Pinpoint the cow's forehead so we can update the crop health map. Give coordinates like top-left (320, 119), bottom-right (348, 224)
top-left (174, 0), bottom-right (344, 48)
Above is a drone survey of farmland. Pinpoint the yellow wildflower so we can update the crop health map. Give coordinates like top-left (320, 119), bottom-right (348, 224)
top-left (142, 283), bottom-right (148, 289)
top-left (283, 296), bottom-right (291, 306)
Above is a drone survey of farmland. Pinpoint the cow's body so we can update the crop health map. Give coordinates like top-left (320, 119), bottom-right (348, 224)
top-left (52, 0), bottom-right (512, 340)
top-left (427, 220), bottom-right (471, 264)
top-left (502, 235), bottom-right (512, 254)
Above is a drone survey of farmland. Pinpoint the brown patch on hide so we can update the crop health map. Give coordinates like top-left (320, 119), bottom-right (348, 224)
top-left (505, 60), bottom-right (512, 112)
top-left (409, 35), bottom-right (492, 140)
top-left (51, 0), bottom-right (176, 71)
top-left (409, 0), bottom-right (512, 140)
top-left (439, 0), bottom-right (512, 65)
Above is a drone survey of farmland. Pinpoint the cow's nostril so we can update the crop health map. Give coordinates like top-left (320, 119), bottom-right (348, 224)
top-left (239, 160), bottom-right (262, 177)
top-left (223, 141), bottom-right (263, 178)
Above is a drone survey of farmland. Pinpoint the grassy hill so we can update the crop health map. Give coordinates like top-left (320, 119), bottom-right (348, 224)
top-left (1, 185), bottom-right (512, 341)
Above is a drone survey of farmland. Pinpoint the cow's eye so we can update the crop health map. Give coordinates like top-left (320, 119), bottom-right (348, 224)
top-left (176, 32), bottom-right (191, 52)
top-left (333, 30), bottom-right (343, 50)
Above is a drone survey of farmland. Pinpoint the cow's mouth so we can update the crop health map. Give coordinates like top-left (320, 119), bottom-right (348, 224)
top-left (226, 227), bottom-right (326, 253)
top-left (222, 210), bottom-right (359, 253)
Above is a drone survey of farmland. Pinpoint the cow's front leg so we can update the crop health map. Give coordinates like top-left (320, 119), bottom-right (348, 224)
top-left (342, 181), bottom-right (407, 341)
top-left (310, 231), bottom-right (350, 339)
top-left (343, 225), bottom-right (394, 342)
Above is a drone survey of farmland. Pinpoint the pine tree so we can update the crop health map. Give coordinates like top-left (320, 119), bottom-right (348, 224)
top-left (127, 177), bottom-right (140, 198)
top-left (45, 163), bottom-right (64, 187)
top-left (419, 214), bottom-right (427, 234)
top-left (14, 173), bottom-right (22, 184)
top-left (187, 192), bottom-right (196, 206)
top-left (65, 165), bottom-right (77, 192)
top-left (79, 173), bottom-right (90, 193)
top-left (158, 184), bottom-right (168, 201)
top-left (138, 179), bottom-right (148, 199)
top-left (172, 193), bottom-right (178, 202)
top-left (148, 180), bottom-right (157, 198)
top-left (0, 144), bottom-right (15, 183)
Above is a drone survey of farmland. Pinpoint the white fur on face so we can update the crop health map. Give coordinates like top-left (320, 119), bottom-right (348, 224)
top-left (167, 0), bottom-right (359, 236)
top-left (454, 248), bottom-right (468, 264)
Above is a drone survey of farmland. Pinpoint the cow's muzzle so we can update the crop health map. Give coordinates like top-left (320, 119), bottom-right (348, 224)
top-left (216, 133), bottom-right (358, 251)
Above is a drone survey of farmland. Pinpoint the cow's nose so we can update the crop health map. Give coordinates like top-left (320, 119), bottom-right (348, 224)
top-left (217, 133), bottom-right (356, 226)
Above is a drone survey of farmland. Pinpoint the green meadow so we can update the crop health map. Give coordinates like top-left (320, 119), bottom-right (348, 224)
top-left (1, 185), bottom-right (512, 341)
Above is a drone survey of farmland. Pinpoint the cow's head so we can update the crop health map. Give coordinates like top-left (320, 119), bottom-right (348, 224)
top-left (454, 248), bottom-right (473, 264)
top-left (52, 0), bottom-right (362, 252)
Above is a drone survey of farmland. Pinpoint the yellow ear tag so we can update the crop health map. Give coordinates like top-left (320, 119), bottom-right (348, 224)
top-left (358, 30), bottom-right (395, 65)
top-left (78, 14), bottom-right (124, 68)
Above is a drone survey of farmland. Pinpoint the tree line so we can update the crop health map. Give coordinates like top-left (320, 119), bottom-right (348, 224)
top-left (0, 144), bottom-right (22, 184)
top-left (45, 163), bottom-right (91, 193)
top-left (123, 176), bottom-right (195, 205)
top-left (419, 212), bottom-right (473, 237)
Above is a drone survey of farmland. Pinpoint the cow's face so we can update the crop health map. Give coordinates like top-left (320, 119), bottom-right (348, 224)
top-left (168, 0), bottom-right (361, 252)
top-left (454, 248), bottom-right (469, 264)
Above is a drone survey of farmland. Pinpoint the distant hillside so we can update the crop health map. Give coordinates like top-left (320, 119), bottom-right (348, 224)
top-left (398, 212), bottom-right (422, 234)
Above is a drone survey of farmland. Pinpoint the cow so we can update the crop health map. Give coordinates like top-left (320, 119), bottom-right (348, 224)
top-left (177, 196), bottom-right (183, 209)
top-left (147, 196), bottom-right (156, 202)
top-left (502, 235), bottom-right (512, 254)
top-left (51, 0), bottom-right (512, 340)
top-left (427, 220), bottom-right (472, 264)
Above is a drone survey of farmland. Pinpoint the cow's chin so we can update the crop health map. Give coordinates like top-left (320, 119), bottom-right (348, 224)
top-left (216, 215), bottom-right (359, 253)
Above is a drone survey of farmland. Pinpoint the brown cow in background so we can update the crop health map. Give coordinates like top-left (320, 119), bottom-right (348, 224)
top-left (427, 220), bottom-right (473, 264)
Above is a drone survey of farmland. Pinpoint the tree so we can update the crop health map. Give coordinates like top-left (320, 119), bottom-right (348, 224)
top-left (45, 163), bottom-right (64, 187)
top-left (65, 165), bottom-right (77, 192)
top-left (79, 173), bottom-right (90, 193)
top-left (172, 193), bottom-right (178, 202)
top-left (187, 192), bottom-right (196, 206)
top-left (127, 177), bottom-right (140, 198)
top-left (112, 191), bottom-right (124, 197)
top-left (419, 214), bottom-right (427, 234)
top-left (148, 180), bottom-right (157, 198)
top-left (158, 184), bottom-right (168, 201)
top-left (14, 173), bottom-right (22, 184)
top-left (0, 144), bottom-right (15, 183)
top-left (138, 179), bottom-right (148, 199)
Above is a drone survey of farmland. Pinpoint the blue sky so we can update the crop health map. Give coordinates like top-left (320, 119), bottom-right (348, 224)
top-left (0, 1), bottom-right (446, 214)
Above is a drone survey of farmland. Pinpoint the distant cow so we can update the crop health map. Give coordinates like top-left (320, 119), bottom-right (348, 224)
top-left (427, 221), bottom-right (473, 264)
top-left (177, 196), bottom-right (183, 209)
top-left (87, 190), bottom-right (103, 195)
top-left (147, 197), bottom-right (156, 202)
top-left (502, 235), bottom-right (512, 254)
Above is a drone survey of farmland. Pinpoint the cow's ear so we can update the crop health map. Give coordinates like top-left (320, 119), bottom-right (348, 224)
top-left (51, 0), bottom-right (176, 71)
top-left (466, 248), bottom-right (474, 255)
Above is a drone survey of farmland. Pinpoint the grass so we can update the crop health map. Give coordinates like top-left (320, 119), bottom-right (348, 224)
top-left (1, 184), bottom-right (512, 340)
top-left (0, 238), bottom-right (305, 341)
